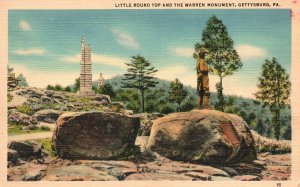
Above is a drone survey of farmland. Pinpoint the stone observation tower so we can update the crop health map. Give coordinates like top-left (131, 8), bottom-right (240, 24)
top-left (79, 36), bottom-right (95, 96)
top-left (98, 73), bottom-right (105, 88)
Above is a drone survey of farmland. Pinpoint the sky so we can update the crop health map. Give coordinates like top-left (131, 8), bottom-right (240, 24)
top-left (8, 9), bottom-right (291, 98)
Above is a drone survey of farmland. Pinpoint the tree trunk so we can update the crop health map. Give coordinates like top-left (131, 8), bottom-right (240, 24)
top-left (216, 76), bottom-right (225, 112)
top-left (220, 77), bottom-right (223, 111)
top-left (273, 108), bottom-right (281, 140)
top-left (141, 89), bottom-right (145, 113)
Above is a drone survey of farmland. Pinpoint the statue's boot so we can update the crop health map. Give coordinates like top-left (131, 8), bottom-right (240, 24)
top-left (203, 95), bottom-right (211, 110)
top-left (198, 95), bottom-right (203, 110)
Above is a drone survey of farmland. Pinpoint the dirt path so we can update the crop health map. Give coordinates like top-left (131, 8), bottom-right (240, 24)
top-left (8, 132), bottom-right (53, 142)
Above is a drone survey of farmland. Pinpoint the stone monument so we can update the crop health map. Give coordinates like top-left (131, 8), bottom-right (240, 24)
top-left (78, 36), bottom-right (95, 96)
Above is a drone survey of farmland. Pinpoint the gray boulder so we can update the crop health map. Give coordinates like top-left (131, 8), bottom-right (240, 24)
top-left (52, 111), bottom-right (140, 160)
top-left (8, 149), bottom-right (20, 167)
top-left (33, 109), bottom-right (62, 122)
top-left (8, 141), bottom-right (42, 159)
top-left (94, 94), bottom-right (111, 105)
top-left (146, 110), bottom-right (256, 164)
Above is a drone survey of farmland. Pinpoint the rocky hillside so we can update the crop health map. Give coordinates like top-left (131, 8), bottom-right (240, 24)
top-left (8, 87), bottom-right (127, 131)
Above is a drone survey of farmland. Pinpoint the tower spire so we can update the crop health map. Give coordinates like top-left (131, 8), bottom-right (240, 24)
top-left (81, 35), bottom-right (85, 48)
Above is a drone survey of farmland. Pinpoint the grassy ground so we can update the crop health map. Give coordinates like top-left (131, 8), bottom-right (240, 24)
top-left (8, 123), bottom-right (50, 136)
top-left (34, 138), bottom-right (56, 157)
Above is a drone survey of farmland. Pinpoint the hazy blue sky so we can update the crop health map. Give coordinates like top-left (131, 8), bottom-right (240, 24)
top-left (9, 9), bottom-right (291, 98)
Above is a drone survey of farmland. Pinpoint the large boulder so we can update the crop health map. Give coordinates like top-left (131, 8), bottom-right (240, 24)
top-left (8, 141), bottom-right (42, 159)
top-left (146, 110), bottom-right (256, 164)
top-left (33, 109), bottom-right (62, 123)
top-left (52, 111), bottom-right (140, 160)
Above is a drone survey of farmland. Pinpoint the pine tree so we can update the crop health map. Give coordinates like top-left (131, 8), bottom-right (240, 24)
top-left (195, 15), bottom-right (242, 111)
top-left (255, 57), bottom-right (291, 140)
top-left (73, 77), bottom-right (80, 92)
top-left (122, 55), bottom-right (158, 112)
top-left (17, 74), bottom-right (29, 87)
top-left (168, 78), bottom-right (188, 112)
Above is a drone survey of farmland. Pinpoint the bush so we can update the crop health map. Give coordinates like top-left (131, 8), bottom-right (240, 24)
top-left (159, 104), bottom-right (175, 114)
top-left (41, 125), bottom-right (51, 131)
top-left (16, 104), bottom-right (34, 115)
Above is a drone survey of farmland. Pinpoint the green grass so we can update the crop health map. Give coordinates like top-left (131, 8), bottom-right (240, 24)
top-left (8, 123), bottom-right (51, 135)
top-left (35, 138), bottom-right (56, 157)
top-left (16, 104), bottom-right (34, 115)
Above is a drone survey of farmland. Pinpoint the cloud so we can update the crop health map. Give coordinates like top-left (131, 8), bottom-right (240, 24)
top-left (172, 47), bottom-right (194, 57)
top-left (236, 45), bottom-right (267, 60)
top-left (19, 20), bottom-right (32, 31)
top-left (61, 53), bottom-right (128, 69)
top-left (111, 29), bottom-right (140, 49)
top-left (15, 48), bottom-right (46, 55)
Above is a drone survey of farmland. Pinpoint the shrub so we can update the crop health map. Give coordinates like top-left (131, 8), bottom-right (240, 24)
top-left (41, 125), bottom-right (51, 131)
top-left (16, 104), bottom-right (34, 115)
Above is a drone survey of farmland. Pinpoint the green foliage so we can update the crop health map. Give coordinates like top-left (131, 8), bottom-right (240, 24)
top-left (168, 78), bottom-right (188, 111)
top-left (64, 86), bottom-right (72, 92)
top-left (47, 83), bottom-right (73, 93)
top-left (196, 15), bottom-right (242, 112)
top-left (17, 73), bottom-right (29, 87)
top-left (99, 83), bottom-right (115, 97)
top-left (255, 58), bottom-right (291, 140)
top-left (8, 123), bottom-right (50, 135)
top-left (73, 77), bottom-right (80, 92)
top-left (16, 104), bottom-right (34, 115)
top-left (159, 104), bottom-right (175, 114)
top-left (41, 125), bottom-right (50, 131)
top-left (46, 84), bottom-right (54, 90)
top-left (35, 138), bottom-right (56, 157)
top-left (54, 84), bottom-right (63, 91)
top-left (122, 55), bottom-right (158, 112)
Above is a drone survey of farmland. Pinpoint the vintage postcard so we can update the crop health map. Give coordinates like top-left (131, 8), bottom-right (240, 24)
top-left (0, 0), bottom-right (299, 186)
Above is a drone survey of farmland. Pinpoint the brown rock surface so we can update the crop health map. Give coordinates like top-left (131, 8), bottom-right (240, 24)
top-left (8, 163), bottom-right (47, 181)
top-left (147, 110), bottom-right (256, 163)
top-left (33, 109), bottom-right (62, 122)
top-left (52, 111), bottom-right (140, 159)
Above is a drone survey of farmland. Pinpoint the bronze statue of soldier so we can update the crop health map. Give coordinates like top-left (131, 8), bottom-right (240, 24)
top-left (196, 47), bottom-right (210, 109)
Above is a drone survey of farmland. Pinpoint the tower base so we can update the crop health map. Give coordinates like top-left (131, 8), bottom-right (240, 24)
top-left (78, 90), bottom-right (96, 96)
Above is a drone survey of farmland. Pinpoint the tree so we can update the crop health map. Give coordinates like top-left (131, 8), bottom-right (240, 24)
top-left (195, 15), bottom-right (242, 111)
top-left (255, 57), bottom-right (291, 140)
top-left (168, 78), bottom-right (188, 111)
top-left (73, 77), bottom-right (80, 92)
top-left (122, 55), bottom-right (158, 112)
top-left (17, 74), bottom-right (29, 87)
top-left (64, 86), bottom-right (71, 92)
top-left (46, 84), bottom-right (55, 90)
top-left (100, 83), bottom-right (115, 98)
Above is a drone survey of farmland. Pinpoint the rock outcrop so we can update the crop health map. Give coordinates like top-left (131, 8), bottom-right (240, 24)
top-left (146, 110), bottom-right (256, 163)
top-left (33, 109), bottom-right (62, 123)
top-left (52, 111), bottom-right (140, 160)
top-left (8, 141), bottom-right (43, 159)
